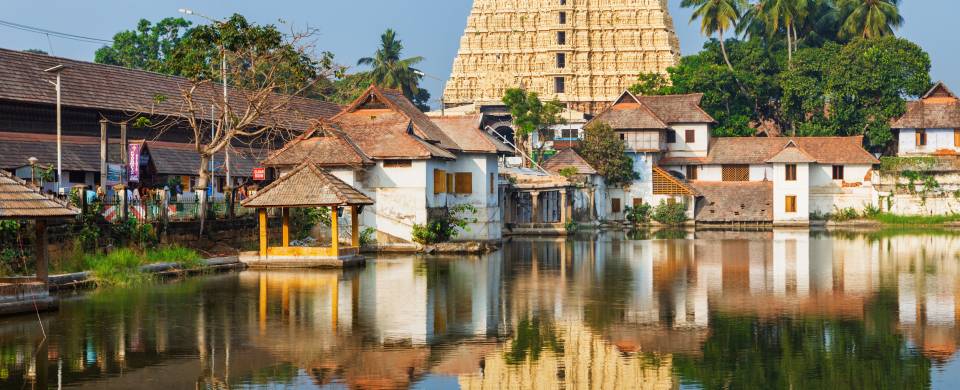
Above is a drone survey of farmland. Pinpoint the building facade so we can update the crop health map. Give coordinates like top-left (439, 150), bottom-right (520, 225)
top-left (443, 0), bottom-right (682, 115)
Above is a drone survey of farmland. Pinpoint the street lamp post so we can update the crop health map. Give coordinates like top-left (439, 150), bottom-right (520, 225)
top-left (414, 70), bottom-right (447, 116)
top-left (44, 64), bottom-right (66, 193)
top-left (28, 157), bottom-right (38, 187)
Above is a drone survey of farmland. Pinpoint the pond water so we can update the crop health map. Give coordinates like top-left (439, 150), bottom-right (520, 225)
top-left (2, 230), bottom-right (960, 389)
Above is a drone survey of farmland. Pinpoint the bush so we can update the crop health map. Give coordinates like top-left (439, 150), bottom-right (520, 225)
top-left (830, 207), bottom-right (860, 222)
top-left (359, 227), bottom-right (377, 247)
top-left (624, 203), bottom-right (652, 224)
top-left (411, 204), bottom-right (478, 245)
top-left (84, 249), bottom-right (150, 287)
top-left (862, 203), bottom-right (882, 218)
top-left (291, 207), bottom-right (331, 239)
top-left (652, 201), bottom-right (687, 226)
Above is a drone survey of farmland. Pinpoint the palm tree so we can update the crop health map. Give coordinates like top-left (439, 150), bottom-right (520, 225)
top-left (838, 0), bottom-right (903, 39)
top-left (766, 0), bottom-right (810, 67)
top-left (682, 0), bottom-right (746, 72)
top-left (357, 29), bottom-right (425, 101)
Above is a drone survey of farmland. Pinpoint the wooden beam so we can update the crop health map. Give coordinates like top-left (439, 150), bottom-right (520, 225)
top-left (34, 220), bottom-right (47, 284)
top-left (258, 208), bottom-right (268, 257)
top-left (281, 208), bottom-right (290, 247)
top-left (331, 206), bottom-right (340, 254)
top-left (351, 206), bottom-right (359, 247)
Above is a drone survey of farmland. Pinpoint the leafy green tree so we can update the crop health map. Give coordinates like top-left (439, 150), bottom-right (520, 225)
top-left (502, 88), bottom-right (565, 165)
top-left (681, 0), bottom-right (746, 72)
top-left (575, 122), bottom-right (637, 187)
top-left (838, 0), bottom-right (903, 39)
top-left (357, 29), bottom-right (430, 111)
top-left (95, 18), bottom-right (192, 73)
top-left (628, 73), bottom-right (672, 96)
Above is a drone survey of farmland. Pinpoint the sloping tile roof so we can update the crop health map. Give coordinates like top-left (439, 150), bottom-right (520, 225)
top-left (0, 132), bottom-right (259, 177)
top-left (0, 169), bottom-right (79, 219)
top-left (658, 156), bottom-right (707, 166)
top-left (705, 137), bottom-right (879, 165)
top-left (542, 148), bottom-right (597, 175)
top-left (335, 85), bottom-right (459, 152)
top-left (0, 48), bottom-right (342, 131)
top-left (692, 181), bottom-right (772, 223)
top-left (891, 82), bottom-right (960, 129)
top-left (587, 91), bottom-right (714, 130)
top-left (335, 110), bottom-right (456, 160)
top-left (430, 115), bottom-right (512, 154)
top-left (261, 122), bottom-right (373, 168)
top-left (241, 163), bottom-right (373, 208)
top-left (765, 141), bottom-right (817, 163)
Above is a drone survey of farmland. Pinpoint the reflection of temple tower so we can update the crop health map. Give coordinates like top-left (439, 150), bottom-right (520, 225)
top-left (443, 0), bottom-right (682, 115)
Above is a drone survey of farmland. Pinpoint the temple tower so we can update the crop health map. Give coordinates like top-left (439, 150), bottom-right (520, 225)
top-left (443, 0), bottom-right (682, 115)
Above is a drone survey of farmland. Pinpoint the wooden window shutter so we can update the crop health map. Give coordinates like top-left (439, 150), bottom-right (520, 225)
top-left (685, 130), bottom-right (695, 143)
top-left (686, 165), bottom-right (698, 180)
top-left (785, 195), bottom-right (797, 213)
top-left (955, 129), bottom-right (960, 147)
top-left (785, 164), bottom-right (797, 181)
top-left (446, 174), bottom-right (454, 194)
top-left (455, 172), bottom-right (473, 194)
top-left (489, 173), bottom-right (495, 194)
top-left (433, 169), bottom-right (446, 194)
top-left (611, 198), bottom-right (621, 213)
top-left (722, 165), bottom-right (749, 182)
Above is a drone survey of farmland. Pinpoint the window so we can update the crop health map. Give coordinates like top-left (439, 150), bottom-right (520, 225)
top-left (611, 198), bottom-right (622, 213)
top-left (916, 129), bottom-right (927, 146)
top-left (666, 130), bottom-right (677, 143)
top-left (560, 0), bottom-right (566, 5)
top-left (632, 198), bottom-right (643, 207)
top-left (722, 165), bottom-right (750, 182)
top-left (433, 169), bottom-right (447, 194)
top-left (559, 12), bottom-right (567, 24)
top-left (832, 165), bottom-right (845, 181)
top-left (68, 171), bottom-right (86, 184)
top-left (489, 173), bottom-right (495, 194)
top-left (619, 133), bottom-right (625, 140)
top-left (556, 53), bottom-right (566, 68)
top-left (447, 173), bottom-right (455, 193)
top-left (554, 77), bottom-right (565, 93)
top-left (785, 164), bottom-right (797, 181)
top-left (557, 31), bottom-right (566, 45)
top-left (686, 165), bottom-right (698, 180)
top-left (383, 160), bottom-right (412, 168)
top-left (685, 129), bottom-right (696, 143)
top-left (785, 195), bottom-right (797, 213)
top-left (454, 172), bottom-right (473, 194)
top-left (560, 128), bottom-right (578, 139)
top-left (955, 129), bottom-right (960, 147)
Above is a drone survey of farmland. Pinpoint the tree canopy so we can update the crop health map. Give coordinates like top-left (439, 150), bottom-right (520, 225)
top-left (576, 122), bottom-right (637, 188)
top-left (357, 29), bottom-right (431, 111)
top-left (502, 88), bottom-right (565, 164)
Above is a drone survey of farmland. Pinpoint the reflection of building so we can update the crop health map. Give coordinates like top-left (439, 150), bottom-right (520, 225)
top-left (443, 0), bottom-right (682, 115)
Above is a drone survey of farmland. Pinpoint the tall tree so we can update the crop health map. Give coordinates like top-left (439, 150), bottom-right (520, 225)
top-left (575, 122), bottom-right (637, 188)
top-left (357, 29), bottom-right (429, 111)
top-left (502, 88), bottom-right (565, 167)
top-left (95, 18), bottom-right (192, 74)
top-left (682, 0), bottom-right (746, 72)
top-left (767, 0), bottom-right (810, 67)
top-left (838, 0), bottom-right (903, 39)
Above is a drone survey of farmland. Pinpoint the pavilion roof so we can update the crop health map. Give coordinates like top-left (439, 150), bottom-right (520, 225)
top-left (0, 169), bottom-right (79, 219)
top-left (241, 163), bottom-right (373, 208)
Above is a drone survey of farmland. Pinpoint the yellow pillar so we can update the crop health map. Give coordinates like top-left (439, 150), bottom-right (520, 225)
top-left (281, 208), bottom-right (290, 247)
top-left (258, 208), bottom-right (268, 257)
top-left (258, 273), bottom-right (267, 334)
top-left (351, 205), bottom-right (359, 248)
top-left (331, 277), bottom-right (339, 332)
top-left (330, 206), bottom-right (340, 255)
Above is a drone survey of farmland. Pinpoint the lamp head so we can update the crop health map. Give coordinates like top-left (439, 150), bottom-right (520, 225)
top-left (178, 8), bottom-right (194, 15)
top-left (43, 64), bottom-right (65, 73)
top-left (27, 157), bottom-right (38, 166)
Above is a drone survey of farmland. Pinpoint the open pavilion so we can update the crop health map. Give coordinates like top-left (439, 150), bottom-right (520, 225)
top-left (240, 162), bottom-right (373, 268)
top-left (0, 169), bottom-right (79, 313)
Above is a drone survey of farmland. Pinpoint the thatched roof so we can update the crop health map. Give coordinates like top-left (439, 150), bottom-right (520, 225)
top-left (0, 170), bottom-right (79, 219)
top-left (241, 163), bottom-right (373, 208)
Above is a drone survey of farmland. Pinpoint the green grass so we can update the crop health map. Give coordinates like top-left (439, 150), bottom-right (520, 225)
top-left (81, 246), bottom-right (203, 287)
top-left (872, 213), bottom-right (960, 225)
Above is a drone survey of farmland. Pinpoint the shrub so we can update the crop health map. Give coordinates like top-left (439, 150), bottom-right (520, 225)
top-left (84, 249), bottom-right (150, 287)
top-left (411, 204), bottom-right (478, 245)
top-left (557, 167), bottom-right (579, 178)
top-left (624, 203), bottom-right (652, 224)
top-left (830, 207), bottom-right (860, 222)
top-left (359, 227), bottom-right (377, 247)
top-left (652, 201), bottom-right (687, 226)
top-left (862, 203), bottom-right (882, 218)
top-left (291, 207), bottom-right (331, 239)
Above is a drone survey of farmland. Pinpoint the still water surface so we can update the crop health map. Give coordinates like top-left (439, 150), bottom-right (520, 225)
top-left (2, 230), bottom-right (960, 389)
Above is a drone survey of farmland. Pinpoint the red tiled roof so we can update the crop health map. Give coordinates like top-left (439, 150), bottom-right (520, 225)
top-left (692, 181), bottom-right (773, 223)
top-left (0, 169), bottom-right (79, 219)
top-left (241, 162), bottom-right (373, 208)
top-left (335, 85), bottom-right (459, 152)
top-left (0, 48), bottom-right (342, 131)
top-left (336, 110), bottom-right (455, 160)
top-left (891, 83), bottom-right (960, 129)
top-left (586, 91), bottom-right (714, 130)
top-left (705, 137), bottom-right (879, 165)
top-left (765, 141), bottom-right (816, 163)
top-left (261, 122), bottom-right (373, 168)
top-left (430, 115), bottom-right (511, 154)
top-left (542, 148), bottom-right (597, 175)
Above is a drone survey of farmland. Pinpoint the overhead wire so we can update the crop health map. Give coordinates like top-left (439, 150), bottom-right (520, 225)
top-left (0, 18), bottom-right (113, 45)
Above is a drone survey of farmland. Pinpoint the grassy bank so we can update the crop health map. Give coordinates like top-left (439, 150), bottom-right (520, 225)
top-left (871, 213), bottom-right (960, 225)
top-left (81, 246), bottom-right (202, 287)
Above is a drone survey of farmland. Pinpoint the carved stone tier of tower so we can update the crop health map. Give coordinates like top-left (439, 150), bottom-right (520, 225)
top-left (443, 0), bottom-right (682, 115)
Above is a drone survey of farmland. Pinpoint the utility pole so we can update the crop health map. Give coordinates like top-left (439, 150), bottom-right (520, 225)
top-left (44, 64), bottom-right (66, 193)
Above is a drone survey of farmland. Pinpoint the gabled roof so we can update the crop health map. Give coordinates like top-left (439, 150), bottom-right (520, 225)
top-left (261, 122), bottom-right (373, 168)
top-left (0, 169), bottom-right (79, 219)
top-left (0, 48), bottom-right (341, 131)
top-left (335, 110), bottom-right (456, 160)
top-left (334, 85), bottom-right (459, 151)
top-left (430, 115), bottom-right (512, 154)
top-left (705, 137), bottom-right (879, 165)
top-left (765, 141), bottom-right (816, 163)
top-left (891, 82), bottom-right (960, 129)
top-left (542, 148), bottom-right (597, 175)
top-left (586, 90), bottom-right (715, 130)
top-left (241, 163), bottom-right (373, 208)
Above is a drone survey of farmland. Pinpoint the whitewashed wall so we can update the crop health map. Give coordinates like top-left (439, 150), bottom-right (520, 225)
top-left (897, 128), bottom-right (959, 156)
top-left (665, 123), bottom-right (710, 157)
top-left (772, 163), bottom-right (810, 223)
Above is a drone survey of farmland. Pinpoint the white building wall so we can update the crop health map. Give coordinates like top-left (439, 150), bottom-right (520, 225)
top-left (750, 165), bottom-right (772, 181)
top-left (772, 163), bottom-right (810, 223)
top-left (441, 153), bottom-right (502, 241)
top-left (699, 165), bottom-right (722, 181)
top-left (897, 128), bottom-right (959, 156)
top-left (356, 160), bottom-right (430, 242)
top-left (665, 123), bottom-right (710, 158)
top-left (809, 164), bottom-right (877, 214)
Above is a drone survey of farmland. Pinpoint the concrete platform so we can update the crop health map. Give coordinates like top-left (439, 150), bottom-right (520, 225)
top-left (239, 251), bottom-right (366, 269)
top-left (0, 281), bottom-right (58, 316)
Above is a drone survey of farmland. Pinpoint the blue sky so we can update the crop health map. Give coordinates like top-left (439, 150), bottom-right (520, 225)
top-left (2, 0), bottom-right (955, 108)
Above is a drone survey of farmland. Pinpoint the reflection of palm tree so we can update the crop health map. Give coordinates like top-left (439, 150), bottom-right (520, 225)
top-left (505, 315), bottom-right (564, 365)
top-left (357, 29), bottom-right (424, 103)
